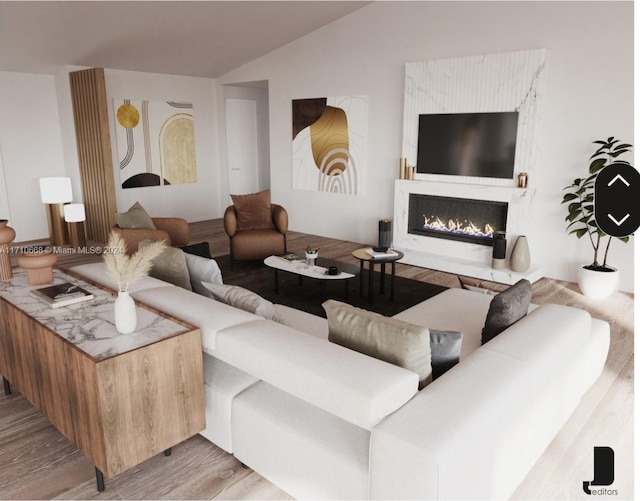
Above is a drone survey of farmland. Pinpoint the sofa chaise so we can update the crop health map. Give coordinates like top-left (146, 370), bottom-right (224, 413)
top-left (70, 260), bottom-right (610, 500)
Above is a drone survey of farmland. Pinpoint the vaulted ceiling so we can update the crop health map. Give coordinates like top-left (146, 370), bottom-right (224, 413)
top-left (0, 1), bottom-right (370, 78)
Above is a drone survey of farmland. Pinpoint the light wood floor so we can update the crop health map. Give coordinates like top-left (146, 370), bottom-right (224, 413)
top-left (0, 219), bottom-right (634, 500)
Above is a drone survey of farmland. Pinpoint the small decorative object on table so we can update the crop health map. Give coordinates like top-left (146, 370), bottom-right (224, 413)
top-left (517, 172), bottom-right (528, 188)
top-left (510, 235), bottom-right (531, 272)
top-left (0, 219), bottom-right (16, 280)
top-left (103, 231), bottom-right (165, 334)
top-left (305, 245), bottom-right (319, 265)
top-left (31, 282), bottom-right (94, 308)
top-left (17, 247), bottom-right (58, 285)
top-left (491, 231), bottom-right (507, 269)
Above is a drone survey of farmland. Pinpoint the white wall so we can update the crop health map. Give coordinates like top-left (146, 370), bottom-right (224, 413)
top-left (0, 72), bottom-right (68, 241)
top-left (216, 1), bottom-right (634, 292)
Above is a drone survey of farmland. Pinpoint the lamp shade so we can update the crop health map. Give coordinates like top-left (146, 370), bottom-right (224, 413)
top-left (64, 203), bottom-right (86, 222)
top-left (39, 177), bottom-right (73, 204)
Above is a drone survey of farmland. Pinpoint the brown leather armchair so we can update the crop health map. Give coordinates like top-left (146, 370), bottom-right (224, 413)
top-left (224, 204), bottom-right (288, 265)
top-left (113, 217), bottom-right (190, 254)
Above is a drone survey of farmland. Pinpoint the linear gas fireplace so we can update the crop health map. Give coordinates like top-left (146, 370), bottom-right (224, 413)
top-left (408, 194), bottom-right (508, 246)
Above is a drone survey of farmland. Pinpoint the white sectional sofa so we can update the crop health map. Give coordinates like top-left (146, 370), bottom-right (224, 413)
top-left (70, 262), bottom-right (610, 500)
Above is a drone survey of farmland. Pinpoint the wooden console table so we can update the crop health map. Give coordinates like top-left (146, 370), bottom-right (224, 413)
top-left (0, 268), bottom-right (205, 491)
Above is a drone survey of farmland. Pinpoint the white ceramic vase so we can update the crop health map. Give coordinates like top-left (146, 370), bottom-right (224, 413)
top-left (114, 290), bottom-right (137, 334)
top-left (510, 235), bottom-right (531, 273)
top-left (578, 266), bottom-right (619, 299)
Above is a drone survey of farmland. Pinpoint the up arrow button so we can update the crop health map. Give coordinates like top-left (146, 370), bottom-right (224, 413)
top-left (595, 162), bottom-right (640, 237)
top-left (607, 174), bottom-right (631, 187)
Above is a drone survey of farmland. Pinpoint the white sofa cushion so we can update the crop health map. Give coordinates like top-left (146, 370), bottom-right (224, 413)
top-left (130, 285), bottom-right (259, 353)
top-left (70, 262), bottom-right (174, 294)
top-left (232, 382), bottom-right (370, 500)
top-left (392, 288), bottom-right (493, 359)
top-left (214, 319), bottom-right (418, 430)
top-left (200, 354), bottom-right (258, 453)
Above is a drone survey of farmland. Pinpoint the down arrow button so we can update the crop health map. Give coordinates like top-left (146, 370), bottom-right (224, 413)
top-left (594, 161), bottom-right (640, 237)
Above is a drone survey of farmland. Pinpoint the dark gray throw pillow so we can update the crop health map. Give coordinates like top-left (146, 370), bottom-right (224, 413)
top-left (180, 241), bottom-right (211, 259)
top-left (481, 279), bottom-right (532, 344)
top-left (430, 330), bottom-right (463, 380)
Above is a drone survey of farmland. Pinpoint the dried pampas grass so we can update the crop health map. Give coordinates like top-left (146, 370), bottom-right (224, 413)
top-left (103, 231), bottom-right (166, 291)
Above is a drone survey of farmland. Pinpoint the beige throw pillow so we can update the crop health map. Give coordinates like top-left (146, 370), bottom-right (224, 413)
top-left (115, 201), bottom-right (156, 229)
top-left (323, 299), bottom-right (432, 389)
top-left (230, 189), bottom-right (275, 231)
top-left (140, 240), bottom-right (192, 291)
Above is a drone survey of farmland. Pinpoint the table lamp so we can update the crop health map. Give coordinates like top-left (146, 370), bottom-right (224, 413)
top-left (64, 203), bottom-right (86, 248)
top-left (39, 177), bottom-right (72, 246)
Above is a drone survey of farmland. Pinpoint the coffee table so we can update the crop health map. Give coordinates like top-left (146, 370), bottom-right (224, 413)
top-left (264, 254), bottom-right (359, 299)
top-left (351, 248), bottom-right (404, 302)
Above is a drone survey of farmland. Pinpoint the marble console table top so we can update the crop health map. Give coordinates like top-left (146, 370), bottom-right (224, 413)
top-left (0, 268), bottom-right (192, 361)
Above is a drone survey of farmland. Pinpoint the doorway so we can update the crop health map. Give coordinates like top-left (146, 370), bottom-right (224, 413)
top-left (223, 81), bottom-right (270, 195)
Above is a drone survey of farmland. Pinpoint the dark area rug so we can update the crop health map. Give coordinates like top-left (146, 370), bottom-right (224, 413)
top-left (214, 254), bottom-right (447, 318)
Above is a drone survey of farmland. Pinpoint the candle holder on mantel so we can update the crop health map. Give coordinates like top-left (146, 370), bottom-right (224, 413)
top-left (399, 158), bottom-right (407, 179)
top-left (517, 172), bottom-right (529, 188)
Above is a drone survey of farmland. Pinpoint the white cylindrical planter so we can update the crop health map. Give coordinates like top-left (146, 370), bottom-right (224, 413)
top-left (114, 290), bottom-right (137, 334)
top-left (510, 235), bottom-right (531, 273)
top-left (578, 266), bottom-right (619, 299)
top-left (305, 251), bottom-right (318, 266)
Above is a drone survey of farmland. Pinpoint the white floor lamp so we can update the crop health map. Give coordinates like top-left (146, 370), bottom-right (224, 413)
top-left (39, 177), bottom-right (73, 246)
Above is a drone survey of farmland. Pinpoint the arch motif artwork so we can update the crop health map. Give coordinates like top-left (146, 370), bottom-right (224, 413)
top-left (292, 96), bottom-right (367, 195)
top-left (113, 99), bottom-right (197, 189)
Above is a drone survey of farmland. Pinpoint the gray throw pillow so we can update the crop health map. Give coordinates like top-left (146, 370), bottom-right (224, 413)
top-left (430, 330), bottom-right (463, 380)
top-left (140, 240), bottom-right (192, 291)
top-left (201, 282), bottom-right (283, 323)
top-left (115, 201), bottom-right (156, 229)
top-left (323, 299), bottom-right (431, 389)
top-left (183, 252), bottom-right (223, 297)
top-left (481, 279), bottom-right (532, 344)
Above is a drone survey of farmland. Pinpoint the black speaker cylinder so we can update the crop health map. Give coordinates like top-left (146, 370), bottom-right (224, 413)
top-left (491, 231), bottom-right (507, 269)
top-left (492, 231), bottom-right (507, 259)
top-left (377, 219), bottom-right (392, 251)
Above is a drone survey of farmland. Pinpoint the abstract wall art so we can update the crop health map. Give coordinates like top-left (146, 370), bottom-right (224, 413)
top-left (113, 99), bottom-right (197, 189)
top-left (292, 96), bottom-right (367, 195)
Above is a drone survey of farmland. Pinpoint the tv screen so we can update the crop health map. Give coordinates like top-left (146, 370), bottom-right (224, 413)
top-left (416, 112), bottom-right (519, 179)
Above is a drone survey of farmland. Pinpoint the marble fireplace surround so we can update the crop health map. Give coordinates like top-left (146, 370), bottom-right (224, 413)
top-left (394, 180), bottom-right (543, 284)
top-left (394, 49), bottom-right (549, 284)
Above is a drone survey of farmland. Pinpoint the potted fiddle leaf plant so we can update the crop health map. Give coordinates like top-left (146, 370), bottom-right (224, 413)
top-left (561, 136), bottom-right (632, 298)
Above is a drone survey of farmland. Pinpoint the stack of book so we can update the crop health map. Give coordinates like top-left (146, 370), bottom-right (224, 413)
top-left (365, 248), bottom-right (399, 259)
top-left (31, 282), bottom-right (94, 308)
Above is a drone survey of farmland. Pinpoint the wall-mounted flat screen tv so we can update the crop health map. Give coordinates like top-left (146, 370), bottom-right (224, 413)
top-left (416, 111), bottom-right (519, 179)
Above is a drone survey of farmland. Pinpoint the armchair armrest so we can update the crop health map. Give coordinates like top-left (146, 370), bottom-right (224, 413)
top-left (223, 206), bottom-right (238, 237)
top-left (271, 204), bottom-right (288, 234)
top-left (151, 217), bottom-right (190, 246)
top-left (112, 226), bottom-right (171, 254)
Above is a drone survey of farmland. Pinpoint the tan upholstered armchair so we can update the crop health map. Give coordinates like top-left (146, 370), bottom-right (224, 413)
top-left (224, 204), bottom-right (288, 265)
top-left (113, 217), bottom-right (190, 254)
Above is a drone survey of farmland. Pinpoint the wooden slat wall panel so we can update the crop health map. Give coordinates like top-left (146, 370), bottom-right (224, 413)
top-left (69, 68), bottom-right (117, 244)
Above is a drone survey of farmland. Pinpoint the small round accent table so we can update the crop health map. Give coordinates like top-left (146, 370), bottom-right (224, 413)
top-left (351, 248), bottom-right (404, 302)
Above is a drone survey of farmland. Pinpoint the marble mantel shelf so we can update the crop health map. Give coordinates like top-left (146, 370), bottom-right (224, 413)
top-left (398, 247), bottom-right (544, 285)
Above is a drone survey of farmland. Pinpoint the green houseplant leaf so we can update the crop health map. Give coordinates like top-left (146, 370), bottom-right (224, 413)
top-left (561, 136), bottom-right (633, 269)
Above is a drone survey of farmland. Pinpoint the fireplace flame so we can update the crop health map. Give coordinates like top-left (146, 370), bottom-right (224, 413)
top-left (423, 215), bottom-right (495, 239)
